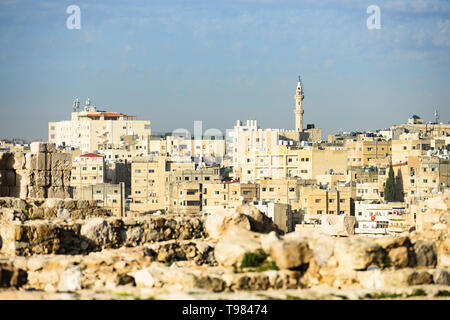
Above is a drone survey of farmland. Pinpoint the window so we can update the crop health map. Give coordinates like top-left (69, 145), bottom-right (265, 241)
top-left (329, 199), bottom-right (335, 203)
top-left (315, 199), bottom-right (321, 203)
top-left (148, 169), bottom-right (154, 173)
top-left (92, 167), bottom-right (96, 170)
top-left (135, 169), bottom-right (141, 173)
top-left (205, 177), bottom-right (210, 181)
top-left (82, 167), bottom-right (87, 170)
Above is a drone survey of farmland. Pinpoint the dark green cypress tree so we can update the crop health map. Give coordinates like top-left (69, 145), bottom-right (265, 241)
top-left (384, 165), bottom-right (396, 202)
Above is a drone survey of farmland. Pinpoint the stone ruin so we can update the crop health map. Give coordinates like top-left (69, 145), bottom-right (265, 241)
top-left (0, 142), bottom-right (72, 199)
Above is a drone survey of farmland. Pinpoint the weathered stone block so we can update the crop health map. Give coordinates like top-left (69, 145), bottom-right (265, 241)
top-left (269, 240), bottom-right (313, 270)
top-left (30, 142), bottom-right (47, 153)
top-left (15, 169), bottom-right (31, 187)
top-left (28, 186), bottom-right (46, 198)
top-left (0, 170), bottom-right (16, 186)
top-left (321, 215), bottom-right (356, 236)
top-left (51, 153), bottom-right (71, 171)
top-left (46, 143), bottom-right (57, 153)
top-left (334, 238), bottom-right (385, 270)
top-left (35, 171), bottom-right (51, 187)
top-left (47, 187), bottom-right (70, 199)
top-left (50, 170), bottom-right (63, 187)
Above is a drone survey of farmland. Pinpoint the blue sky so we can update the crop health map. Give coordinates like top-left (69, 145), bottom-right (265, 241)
top-left (0, 0), bottom-right (449, 140)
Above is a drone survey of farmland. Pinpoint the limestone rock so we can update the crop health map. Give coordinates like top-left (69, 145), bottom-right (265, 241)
top-left (80, 218), bottom-right (120, 250)
top-left (205, 208), bottom-right (251, 239)
top-left (430, 269), bottom-right (449, 285)
top-left (0, 263), bottom-right (27, 288)
top-left (58, 265), bottom-right (82, 292)
top-left (413, 240), bottom-right (437, 267)
top-left (320, 215), bottom-right (356, 236)
top-left (235, 204), bottom-right (278, 233)
top-left (260, 231), bottom-right (281, 253)
top-left (269, 240), bottom-right (312, 270)
top-left (214, 227), bottom-right (263, 267)
top-left (388, 246), bottom-right (409, 269)
top-left (334, 238), bottom-right (385, 270)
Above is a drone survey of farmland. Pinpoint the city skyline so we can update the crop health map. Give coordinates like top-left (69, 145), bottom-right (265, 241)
top-left (1, 0), bottom-right (449, 140)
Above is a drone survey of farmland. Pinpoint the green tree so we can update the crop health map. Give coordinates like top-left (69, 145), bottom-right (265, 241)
top-left (384, 165), bottom-right (396, 202)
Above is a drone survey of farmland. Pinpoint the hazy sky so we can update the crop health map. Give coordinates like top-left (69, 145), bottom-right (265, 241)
top-left (0, 0), bottom-right (449, 141)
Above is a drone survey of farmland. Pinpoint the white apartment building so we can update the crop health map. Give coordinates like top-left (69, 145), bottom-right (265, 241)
top-left (49, 98), bottom-right (151, 153)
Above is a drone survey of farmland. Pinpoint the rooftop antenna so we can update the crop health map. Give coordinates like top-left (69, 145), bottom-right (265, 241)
top-left (72, 98), bottom-right (80, 112)
top-left (434, 109), bottom-right (439, 124)
top-left (86, 97), bottom-right (91, 106)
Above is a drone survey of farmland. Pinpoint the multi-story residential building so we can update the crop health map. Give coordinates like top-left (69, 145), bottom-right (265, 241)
top-left (240, 145), bottom-right (347, 183)
top-left (344, 139), bottom-right (391, 167)
top-left (354, 201), bottom-right (407, 236)
top-left (202, 181), bottom-right (259, 210)
top-left (166, 134), bottom-right (226, 165)
top-left (48, 99), bottom-right (151, 153)
top-left (130, 156), bottom-right (166, 213)
top-left (164, 165), bottom-right (221, 214)
top-left (130, 156), bottom-right (221, 214)
top-left (73, 182), bottom-right (125, 217)
top-left (391, 134), bottom-right (445, 164)
top-left (258, 178), bottom-right (312, 207)
top-left (391, 114), bottom-right (450, 138)
top-left (298, 186), bottom-right (353, 224)
top-left (406, 155), bottom-right (450, 203)
top-left (70, 153), bottom-right (105, 188)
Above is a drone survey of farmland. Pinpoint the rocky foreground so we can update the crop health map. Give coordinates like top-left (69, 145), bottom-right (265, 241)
top-left (0, 198), bottom-right (449, 300)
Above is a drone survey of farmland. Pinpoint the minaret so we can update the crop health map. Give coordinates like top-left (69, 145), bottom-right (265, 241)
top-left (294, 76), bottom-right (304, 131)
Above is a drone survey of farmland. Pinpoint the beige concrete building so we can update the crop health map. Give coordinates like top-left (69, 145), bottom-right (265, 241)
top-left (345, 139), bottom-right (391, 167)
top-left (70, 153), bottom-right (105, 188)
top-left (49, 99), bottom-right (151, 153)
top-left (73, 182), bottom-right (125, 216)
top-left (130, 156), bottom-right (166, 213)
top-left (202, 182), bottom-right (259, 210)
top-left (165, 165), bottom-right (221, 214)
top-left (392, 114), bottom-right (450, 138)
top-left (166, 134), bottom-right (226, 165)
top-left (391, 134), bottom-right (446, 164)
top-left (241, 145), bottom-right (347, 183)
top-left (299, 186), bottom-right (353, 224)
